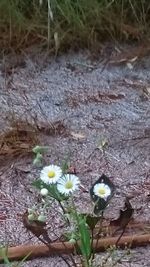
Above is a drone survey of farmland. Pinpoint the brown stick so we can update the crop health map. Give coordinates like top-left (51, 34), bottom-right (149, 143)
top-left (0, 234), bottom-right (150, 263)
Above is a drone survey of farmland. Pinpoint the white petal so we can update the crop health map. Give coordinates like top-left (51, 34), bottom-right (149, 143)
top-left (57, 174), bottom-right (80, 195)
top-left (93, 183), bottom-right (111, 199)
top-left (40, 165), bottom-right (62, 184)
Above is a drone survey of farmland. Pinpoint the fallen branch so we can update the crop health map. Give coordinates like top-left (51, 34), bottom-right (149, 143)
top-left (0, 233), bottom-right (150, 263)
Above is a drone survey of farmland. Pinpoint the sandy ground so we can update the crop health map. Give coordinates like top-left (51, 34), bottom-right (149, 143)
top-left (0, 45), bottom-right (150, 266)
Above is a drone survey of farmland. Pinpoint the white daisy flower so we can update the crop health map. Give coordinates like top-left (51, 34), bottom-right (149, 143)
top-left (40, 188), bottom-right (49, 196)
top-left (93, 183), bottom-right (111, 199)
top-left (57, 174), bottom-right (80, 195)
top-left (40, 165), bottom-right (62, 184)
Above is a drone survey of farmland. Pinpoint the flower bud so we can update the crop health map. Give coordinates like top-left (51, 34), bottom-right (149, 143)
top-left (28, 214), bottom-right (35, 221)
top-left (28, 208), bottom-right (34, 214)
top-left (69, 238), bottom-right (76, 244)
top-left (40, 188), bottom-right (48, 196)
top-left (37, 214), bottom-right (47, 222)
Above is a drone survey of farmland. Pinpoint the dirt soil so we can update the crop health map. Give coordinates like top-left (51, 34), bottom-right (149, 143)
top-left (0, 44), bottom-right (150, 267)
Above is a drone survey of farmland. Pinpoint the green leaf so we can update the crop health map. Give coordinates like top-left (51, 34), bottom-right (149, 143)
top-left (33, 153), bottom-right (43, 166)
top-left (61, 159), bottom-right (69, 174)
top-left (82, 213), bottom-right (101, 231)
top-left (0, 246), bottom-right (29, 266)
top-left (32, 146), bottom-right (48, 154)
top-left (32, 179), bottom-right (68, 201)
top-left (16, 252), bottom-right (31, 266)
top-left (78, 215), bottom-right (91, 260)
top-left (0, 246), bottom-right (10, 265)
top-left (32, 179), bottom-right (43, 189)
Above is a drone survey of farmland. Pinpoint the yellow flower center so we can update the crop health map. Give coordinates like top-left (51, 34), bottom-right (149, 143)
top-left (47, 170), bottom-right (55, 178)
top-left (65, 181), bottom-right (73, 189)
top-left (98, 188), bottom-right (106, 195)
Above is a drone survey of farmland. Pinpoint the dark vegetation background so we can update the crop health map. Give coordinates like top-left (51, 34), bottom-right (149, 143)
top-left (0, 0), bottom-right (150, 54)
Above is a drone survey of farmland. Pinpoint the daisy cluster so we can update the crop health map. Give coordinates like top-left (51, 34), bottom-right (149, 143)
top-left (40, 164), bottom-right (80, 196)
top-left (39, 165), bottom-right (113, 202)
top-left (28, 160), bottom-right (115, 226)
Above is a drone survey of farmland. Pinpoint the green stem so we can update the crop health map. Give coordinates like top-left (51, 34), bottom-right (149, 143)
top-left (95, 211), bottom-right (104, 251)
top-left (58, 200), bottom-right (66, 214)
top-left (57, 200), bottom-right (70, 226)
top-left (89, 229), bottom-right (94, 263)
